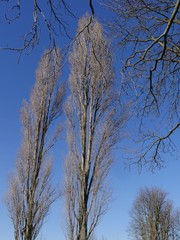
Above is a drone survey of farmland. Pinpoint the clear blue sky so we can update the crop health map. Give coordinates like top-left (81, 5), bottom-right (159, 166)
top-left (0, 1), bottom-right (180, 240)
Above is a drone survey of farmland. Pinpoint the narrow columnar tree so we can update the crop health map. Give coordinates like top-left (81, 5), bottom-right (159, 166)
top-left (65, 16), bottom-right (128, 240)
top-left (5, 49), bottom-right (65, 240)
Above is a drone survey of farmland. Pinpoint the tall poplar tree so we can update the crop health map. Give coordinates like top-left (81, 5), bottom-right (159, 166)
top-left (65, 15), bottom-right (128, 240)
top-left (6, 49), bottom-right (65, 240)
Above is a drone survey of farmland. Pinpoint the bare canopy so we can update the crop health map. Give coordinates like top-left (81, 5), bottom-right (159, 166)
top-left (5, 49), bottom-right (65, 240)
top-left (65, 15), bottom-right (128, 240)
top-left (0, 0), bottom-right (95, 55)
top-left (129, 187), bottom-right (180, 240)
top-left (104, 0), bottom-right (180, 169)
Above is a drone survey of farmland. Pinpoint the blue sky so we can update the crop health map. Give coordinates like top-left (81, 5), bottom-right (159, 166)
top-left (0, 1), bottom-right (180, 240)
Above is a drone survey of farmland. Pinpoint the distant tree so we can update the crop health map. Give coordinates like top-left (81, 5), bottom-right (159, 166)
top-left (103, 0), bottom-right (180, 169)
top-left (129, 187), bottom-right (179, 240)
top-left (5, 49), bottom-right (65, 240)
top-left (65, 15), bottom-right (128, 240)
top-left (172, 209), bottom-right (180, 240)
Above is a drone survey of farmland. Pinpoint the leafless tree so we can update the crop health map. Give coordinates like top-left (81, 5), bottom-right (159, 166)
top-left (172, 209), bottom-right (180, 240)
top-left (0, 0), bottom-right (95, 55)
top-left (64, 15), bottom-right (128, 240)
top-left (103, 0), bottom-right (180, 169)
top-left (129, 187), bottom-right (179, 240)
top-left (5, 48), bottom-right (65, 240)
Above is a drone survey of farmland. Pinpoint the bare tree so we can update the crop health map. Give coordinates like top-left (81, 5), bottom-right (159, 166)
top-left (172, 209), bottom-right (180, 240)
top-left (129, 187), bottom-right (178, 240)
top-left (0, 0), bottom-right (95, 55)
top-left (5, 48), bottom-right (65, 240)
top-left (64, 15), bottom-right (128, 240)
top-left (103, 0), bottom-right (180, 168)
